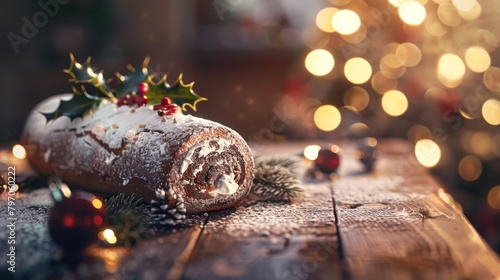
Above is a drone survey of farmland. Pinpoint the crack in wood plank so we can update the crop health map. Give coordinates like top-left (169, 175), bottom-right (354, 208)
top-left (181, 182), bottom-right (342, 280)
top-left (167, 216), bottom-right (209, 280)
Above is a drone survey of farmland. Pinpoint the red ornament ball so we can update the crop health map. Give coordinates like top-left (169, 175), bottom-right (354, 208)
top-left (315, 145), bottom-right (341, 174)
top-left (48, 191), bottom-right (105, 252)
top-left (137, 82), bottom-right (149, 95)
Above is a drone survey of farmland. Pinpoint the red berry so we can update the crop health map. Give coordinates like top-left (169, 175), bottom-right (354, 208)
top-left (137, 82), bottom-right (149, 95)
top-left (161, 97), bottom-right (172, 105)
top-left (117, 96), bottom-right (128, 107)
top-left (127, 94), bottom-right (136, 105)
top-left (154, 99), bottom-right (178, 116)
top-left (136, 95), bottom-right (148, 106)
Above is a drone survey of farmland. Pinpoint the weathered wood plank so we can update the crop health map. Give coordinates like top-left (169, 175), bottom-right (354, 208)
top-left (182, 181), bottom-right (342, 280)
top-left (119, 226), bottom-right (204, 280)
top-left (2, 140), bottom-right (499, 279)
top-left (0, 188), bottom-right (206, 280)
top-left (334, 141), bottom-right (500, 279)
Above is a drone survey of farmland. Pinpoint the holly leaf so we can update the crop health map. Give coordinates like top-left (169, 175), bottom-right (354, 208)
top-left (40, 90), bottom-right (102, 121)
top-left (63, 53), bottom-right (115, 100)
top-left (147, 74), bottom-right (207, 112)
top-left (115, 57), bottom-right (150, 97)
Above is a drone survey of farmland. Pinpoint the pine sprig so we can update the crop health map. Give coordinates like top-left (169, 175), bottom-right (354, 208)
top-left (105, 193), bottom-right (150, 247)
top-left (251, 157), bottom-right (302, 202)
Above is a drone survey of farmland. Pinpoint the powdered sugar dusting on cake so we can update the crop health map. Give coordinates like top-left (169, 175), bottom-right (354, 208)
top-left (22, 94), bottom-right (255, 213)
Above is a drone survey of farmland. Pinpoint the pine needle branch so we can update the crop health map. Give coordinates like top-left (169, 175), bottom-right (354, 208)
top-left (251, 157), bottom-right (302, 202)
top-left (105, 193), bottom-right (150, 247)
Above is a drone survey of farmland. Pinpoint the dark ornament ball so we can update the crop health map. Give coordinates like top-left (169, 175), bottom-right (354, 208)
top-left (48, 190), bottom-right (105, 252)
top-left (315, 145), bottom-right (341, 174)
top-left (356, 137), bottom-right (379, 171)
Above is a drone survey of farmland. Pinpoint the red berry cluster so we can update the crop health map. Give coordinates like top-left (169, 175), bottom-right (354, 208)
top-left (153, 97), bottom-right (178, 116)
top-left (117, 82), bottom-right (149, 107)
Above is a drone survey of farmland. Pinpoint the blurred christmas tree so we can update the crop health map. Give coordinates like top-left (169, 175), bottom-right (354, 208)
top-left (294, 0), bottom-right (500, 253)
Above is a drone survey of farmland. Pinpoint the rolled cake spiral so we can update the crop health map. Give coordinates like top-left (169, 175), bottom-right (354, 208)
top-left (22, 95), bottom-right (254, 216)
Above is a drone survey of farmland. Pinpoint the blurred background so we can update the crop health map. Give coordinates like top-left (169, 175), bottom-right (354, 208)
top-left (0, 0), bottom-right (499, 253)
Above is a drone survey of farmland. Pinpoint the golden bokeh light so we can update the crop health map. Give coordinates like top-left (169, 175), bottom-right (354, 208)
top-left (329, 0), bottom-right (351, 6)
top-left (348, 122), bottom-right (369, 137)
top-left (371, 72), bottom-right (398, 94)
top-left (341, 25), bottom-right (367, 44)
top-left (102, 229), bottom-right (117, 244)
top-left (390, 0), bottom-right (430, 7)
top-left (382, 90), bottom-right (408, 117)
top-left (382, 54), bottom-right (403, 68)
top-left (452, 0), bottom-right (476, 12)
top-left (457, 0), bottom-right (481, 20)
top-left (388, 0), bottom-right (402, 7)
top-left (425, 11), bottom-right (447, 37)
top-left (458, 155), bottom-right (482, 181)
top-left (305, 49), bottom-right (335, 76)
top-left (344, 87), bottom-right (370, 111)
top-left (437, 54), bottom-right (465, 87)
top-left (60, 183), bottom-right (72, 198)
top-left (408, 125), bottom-right (432, 144)
top-left (424, 87), bottom-right (447, 103)
top-left (415, 139), bottom-right (441, 168)
top-left (465, 47), bottom-right (490, 73)
top-left (331, 9), bottom-right (361, 35)
top-left (437, 3), bottom-right (462, 27)
top-left (380, 54), bottom-right (406, 79)
top-left (314, 105), bottom-right (342, 131)
top-left (12, 144), bottom-right (27, 159)
top-left (487, 185), bottom-right (500, 210)
top-left (92, 198), bottom-right (103, 209)
top-left (396, 43), bottom-right (422, 67)
top-left (399, 1), bottom-right (427, 26)
top-left (473, 29), bottom-right (498, 53)
top-left (459, 108), bottom-right (476, 120)
top-left (383, 42), bottom-right (400, 54)
top-left (482, 99), bottom-right (500, 125)
top-left (470, 132), bottom-right (494, 160)
top-left (483, 67), bottom-right (500, 93)
top-left (304, 145), bottom-right (321, 161)
top-left (344, 57), bottom-right (372, 84)
top-left (316, 7), bottom-right (338, 33)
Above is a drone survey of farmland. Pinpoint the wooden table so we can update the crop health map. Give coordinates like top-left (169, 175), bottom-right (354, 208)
top-left (1, 140), bottom-right (499, 280)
